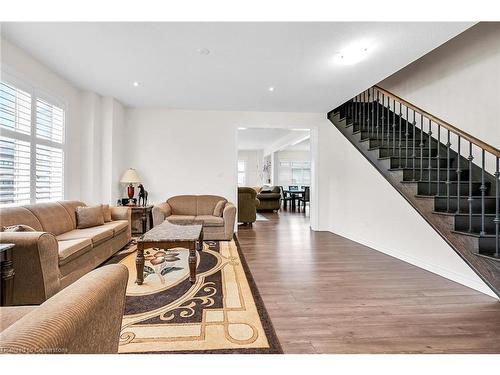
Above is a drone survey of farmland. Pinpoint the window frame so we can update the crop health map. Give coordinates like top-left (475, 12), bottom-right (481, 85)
top-left (0, 70), bottom-right (67, 206)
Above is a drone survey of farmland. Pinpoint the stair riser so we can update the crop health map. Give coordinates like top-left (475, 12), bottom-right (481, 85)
top-left (390, 158), bottom-right (449, 169)
top-left (402, 169), bottom-right (469, 182)
top-left (455, 215), bottom-right (499, 235)
top-left (378, 148), bottom-right (438, 158)
top-left (369, 139), bottom-right (433, 149)
top-left (417, 182), bottom-right (490, 197)
top-left (478, 237), bottom-right (500, 257)
top-left (434, 197), bottom-right (497, 215)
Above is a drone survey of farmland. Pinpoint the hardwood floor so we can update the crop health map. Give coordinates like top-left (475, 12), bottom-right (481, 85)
top-left (236, 209), bottom-right (500, 353)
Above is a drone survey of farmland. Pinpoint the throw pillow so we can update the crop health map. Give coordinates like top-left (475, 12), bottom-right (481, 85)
top-left (1, 224), bottom-right (36, 232)
top-left (76, 205), bottom-right (104, 229)
top-left (101, 204), bottom-right (112, 222)
top-left (213, 200), bottom-right (226, 217)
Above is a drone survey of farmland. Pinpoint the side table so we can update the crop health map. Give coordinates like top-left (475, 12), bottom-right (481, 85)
top-left (0, 243), bottom-right (15, 306)
top-left (129, 205), bottom-right (154, 235)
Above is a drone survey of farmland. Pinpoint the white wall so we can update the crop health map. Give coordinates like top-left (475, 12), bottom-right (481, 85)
top-left (379, 22), bottom-right (500, 165)
top-left (237, 150), bottom-right (264, 187)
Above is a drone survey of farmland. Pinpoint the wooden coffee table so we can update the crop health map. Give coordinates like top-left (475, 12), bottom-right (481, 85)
top-left (135, 221), bottom-right (204, 285)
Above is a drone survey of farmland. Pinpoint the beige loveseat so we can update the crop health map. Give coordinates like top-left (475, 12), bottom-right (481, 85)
top-left (0, 264), bottom-right (128, 354)
top-left (152, 195), bottom-right (236, 241)
top-left (0, 200), bottom-right (131, 305)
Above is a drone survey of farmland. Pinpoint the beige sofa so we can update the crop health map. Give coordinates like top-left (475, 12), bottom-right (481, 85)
top-left (0, 200), bottom-right (131, 305)
top-left (0, 264), bottom-right (128, 354)
top-left (152, 195), bottom-right (236, 241)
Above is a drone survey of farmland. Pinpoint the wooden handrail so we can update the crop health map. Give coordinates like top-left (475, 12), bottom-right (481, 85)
top-left (373, 85), bottom-right (500, 157)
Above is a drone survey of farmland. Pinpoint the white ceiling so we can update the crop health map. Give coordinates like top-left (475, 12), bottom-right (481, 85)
top-left (238, 128), bottom-right (292, 150)
top-left (1, 22), bottom-right (473, 112)
top-left (283, 138), bottom-right (310, 152)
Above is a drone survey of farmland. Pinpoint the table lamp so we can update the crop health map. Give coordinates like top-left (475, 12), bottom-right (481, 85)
top-left (120, 168), bottom-right (141, 202)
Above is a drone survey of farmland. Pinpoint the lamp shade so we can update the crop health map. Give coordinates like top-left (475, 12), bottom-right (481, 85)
top-left (120, 168), bottom-right (141, 184)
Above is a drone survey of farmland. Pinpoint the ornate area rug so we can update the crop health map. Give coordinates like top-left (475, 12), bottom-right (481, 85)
top-left (106, 237), bottom-right (282, 353)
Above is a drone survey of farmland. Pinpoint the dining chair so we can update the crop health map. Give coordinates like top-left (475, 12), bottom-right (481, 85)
top-left (279, 186), bottom-right (293, 209)
top-left (288, 185), bottom-right (299, 191)
top-left (298, 186), bottom-right (310, 212)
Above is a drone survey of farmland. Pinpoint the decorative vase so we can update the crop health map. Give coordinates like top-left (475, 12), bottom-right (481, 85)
top-left (127, 184), bottom-right (135, 199)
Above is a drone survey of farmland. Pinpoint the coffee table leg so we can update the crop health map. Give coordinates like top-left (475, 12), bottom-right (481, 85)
top-left (136, 245), bottom-right (145, 285)
top-left (197, 229), bottom-right (204, 251)
top-left (189, 243), bottom-right (196, 283)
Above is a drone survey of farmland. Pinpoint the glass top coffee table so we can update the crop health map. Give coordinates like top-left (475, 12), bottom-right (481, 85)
top-left (135, 220), bottom-right (204, 285)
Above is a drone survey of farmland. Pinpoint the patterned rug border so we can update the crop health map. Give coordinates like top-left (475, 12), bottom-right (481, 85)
top-left (121, 235), bottom-right (283, 355)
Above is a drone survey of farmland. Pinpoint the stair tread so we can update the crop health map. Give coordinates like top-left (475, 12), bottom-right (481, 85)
top-left (452, 230), bottom-right (498, 238)
top-left (389, 167), bottom-right (469, 171)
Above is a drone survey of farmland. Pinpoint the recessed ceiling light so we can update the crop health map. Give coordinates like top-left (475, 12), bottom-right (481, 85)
top-left (238, 127), bottom-right (248, 130)
top-left (133, 81), bottom-right (141, 87)
top-left (268, 86), bottom-right (275, 92)
top-left (197, 48), bottom-right (210, 55)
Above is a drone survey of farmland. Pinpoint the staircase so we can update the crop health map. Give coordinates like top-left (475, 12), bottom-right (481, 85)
top-left (328, 85), bottom-right (500, 297)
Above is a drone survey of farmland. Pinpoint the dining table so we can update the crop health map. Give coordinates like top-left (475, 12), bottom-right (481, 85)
top-left (283, 189), bottom-right (305, 210)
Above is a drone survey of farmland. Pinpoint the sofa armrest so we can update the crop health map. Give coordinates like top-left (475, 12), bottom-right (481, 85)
top-left (222, 202), bottom-right (237, 240)
top-left (255, 198), bottom-right (261, 208)
top-left (0, 264), bottom-right (128, 354)
top-left (152, 202), bottom-right (171, 227)
top-left (0, 232), bottom-right (60, 305)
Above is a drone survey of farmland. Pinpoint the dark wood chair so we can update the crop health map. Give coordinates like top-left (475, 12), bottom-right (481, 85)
top-left (279, 186), bottom-right (293, 209)
top-left (288, 185), bottom-right (299, 191)
top-left (298, 186), bottom-right (310, 212)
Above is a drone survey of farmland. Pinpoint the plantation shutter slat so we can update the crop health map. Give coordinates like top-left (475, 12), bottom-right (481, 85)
top-left (0, 136), bottom-right (31, 206)
top-left (0, 82), bottom-right (32, 135)
top-left (35, 144), bottom-right (64, 202)
top-left (36, 98), bottom-right (64, 144)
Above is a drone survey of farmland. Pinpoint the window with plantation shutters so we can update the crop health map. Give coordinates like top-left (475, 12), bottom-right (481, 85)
top-left (0, 78), bottom-right (65, 206)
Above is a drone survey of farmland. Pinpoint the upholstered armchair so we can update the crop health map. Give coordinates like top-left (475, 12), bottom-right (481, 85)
top-left (0, 264), bottom-right (128, 354)
top-left (237, 187), bottom-right (260, 224)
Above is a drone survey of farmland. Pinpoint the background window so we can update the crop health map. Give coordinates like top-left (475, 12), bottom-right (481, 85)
top-left (238, 160), bottom-right (246, 186)
top-left (0, 80), bottom-right (65, 206)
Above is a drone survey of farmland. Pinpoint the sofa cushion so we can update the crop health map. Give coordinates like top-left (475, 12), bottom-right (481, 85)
top-left (0, 206), bottom-right (43, 232)
top-left (166, 215), bottom-right (195, 224)
top-left (25, 202), bottom-right (74, 235)
top-left (76, 205), bottom-right (105, 229)
top-left (101, 204), bottom-right (112, 222)
top-left (102, 220), bottom-right (129, 236)
top-left (58, 238), bottom-right (93, 266)
top-left (167, 195), bottom-right (197, 215)
top-left (195, 215), bottom-right (224, 227)
top-left (213, 200), bottom-right (226, 217)
top-left (58, 200), bottom-right (86, 229)
top-left (57, 227), bottom-right (114, 247)
top-left (197, 196), bottom-right (226, 216)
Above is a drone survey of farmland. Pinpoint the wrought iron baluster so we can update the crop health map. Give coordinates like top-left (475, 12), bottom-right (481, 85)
top-left (371, 88), bottom-right (375, 137)
top-left (419, 115), bottom-right (424, 181)
top-left (376, 91), bottom-right (379, 141)
top-left (367, 90), bottom-right (371, 136)
top-left (362, 91), bottom-right (366, 132)
top-left (446, 130), bottom-right (451, 211)
top-left (381, 94), bottom-right (385, 148)
top-left (428, 118), bottom-right (432, 194)
top-left (387, 97), bottom-right (391, 149)
top-left (398, 102), bottom-right (402, 160)
top-left (412, 110), bottom-right (416, 180)
top-left (436, 125), bottom-right (441, 196)
top-left (392, 99), bottom-right (396, 158)
top-left (468, 143), bottom-right (474, 230)
top-left (495, 156), bottom-right (499, 258)
top-left (480, 149), bottom-right (486, 236)
top-left (405, 106), bottom-right (409, 168)
top-left (456, 136), bottom-right (461, 213)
